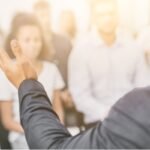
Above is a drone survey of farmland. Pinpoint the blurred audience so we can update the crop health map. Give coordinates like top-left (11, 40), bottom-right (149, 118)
top-left (69, 0), bottom-right (141, 129)
top-left (0, 12), bottom-right (65, 149)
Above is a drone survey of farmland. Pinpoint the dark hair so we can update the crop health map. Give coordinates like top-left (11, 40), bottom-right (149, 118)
top-left (5, 12), bottom-right (48, 59)
top-left (34, 0), bottom-right (50, 10)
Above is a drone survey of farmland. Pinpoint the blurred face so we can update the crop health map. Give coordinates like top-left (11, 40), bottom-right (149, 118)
top-left (93, 1), bottom-right (118, 35)
top-left (17, 25), bottom-right (42, 60)
top-left (34, 8), bottom-right (51, 29)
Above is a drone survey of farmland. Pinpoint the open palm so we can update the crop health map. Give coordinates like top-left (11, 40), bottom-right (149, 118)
top-left (0, 40), bottom-right (37, 88)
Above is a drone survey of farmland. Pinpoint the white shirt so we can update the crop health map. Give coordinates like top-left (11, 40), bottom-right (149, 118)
top-left (69, 31), bottom-right (140, 123)
top-left (0, 61), bottom-right (65, 142)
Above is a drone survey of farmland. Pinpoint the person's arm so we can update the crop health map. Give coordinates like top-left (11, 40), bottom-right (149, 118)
top-left (19, 79), bottom-right (103, 149)
top-left (52, 90), bottom-right (64, 124)
top-left (51, 64), bottom-right (66, 124)
top-left (1, 101), bottom-right (24, 133)
top-left (0, 69), bottom-right (24, 133)
top-left (61, 89), bottom-right (74, 108)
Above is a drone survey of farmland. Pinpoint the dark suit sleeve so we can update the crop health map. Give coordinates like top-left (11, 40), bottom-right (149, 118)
top-left (18, 80), bottom-right (104, 149)
top-left (18, 80), bottom-right (148, 149)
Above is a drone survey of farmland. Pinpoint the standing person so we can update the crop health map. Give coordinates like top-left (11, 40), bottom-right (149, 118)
top-left (69, 0), bottom-right (140, 129)
top-left (1, 13), bottom-right (65, 149)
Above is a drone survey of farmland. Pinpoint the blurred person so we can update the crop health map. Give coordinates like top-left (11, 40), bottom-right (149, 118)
top-left (0, 29), bottom-right (12, 149)
top-left (33, 0), bottom-right (84, 132)
top-left (59, 10), bottom-right (77, 43)
top-left (1, 13), bottom-right (65, 149)
top-left (69, 0), bottom-right (141, 129)
top-left (1, 41), bottom-right (150, 149)
top-left (33, 0), bottom-right (72, 84)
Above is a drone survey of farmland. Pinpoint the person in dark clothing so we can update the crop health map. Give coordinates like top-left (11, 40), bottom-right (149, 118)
top-left (1, 40), bottom-right (150, 149)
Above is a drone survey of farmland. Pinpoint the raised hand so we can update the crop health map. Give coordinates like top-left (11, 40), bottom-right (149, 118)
top-left (0, 40), bottom-right (37, 88)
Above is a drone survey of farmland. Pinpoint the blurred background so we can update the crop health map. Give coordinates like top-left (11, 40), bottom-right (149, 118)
top-left (1, 0), bottom-right (150, 149)
top-left (1, 0), bottom-right (150, 34)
